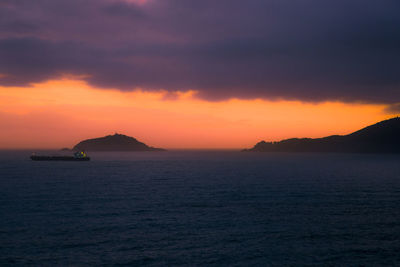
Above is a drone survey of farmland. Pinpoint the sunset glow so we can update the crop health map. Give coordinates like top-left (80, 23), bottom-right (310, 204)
top-left (1, 0), bottom-right (399, 150)
top-left (2, 1), bottom-right (400, 266)
top-left (0, 78), bottom-right (393, 149)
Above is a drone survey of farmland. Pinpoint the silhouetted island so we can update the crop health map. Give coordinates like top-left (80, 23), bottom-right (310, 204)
top-left (73, 134), bottom-right (166, 152)
top-left (244, 117), bottom-right (400, 153)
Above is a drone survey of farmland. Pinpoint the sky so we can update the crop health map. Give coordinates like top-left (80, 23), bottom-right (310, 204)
top-left (0, 0), bottom-right (399, 149)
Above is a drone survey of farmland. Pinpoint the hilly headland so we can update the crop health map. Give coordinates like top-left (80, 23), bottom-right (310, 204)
top-left (244, 117), bottom-right (400, 153)
top-left (72, 133), bottom-right (165, 152)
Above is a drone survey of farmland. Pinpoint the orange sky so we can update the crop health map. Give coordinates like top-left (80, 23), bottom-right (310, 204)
top-left (0, 78), bottom-right (396, 149)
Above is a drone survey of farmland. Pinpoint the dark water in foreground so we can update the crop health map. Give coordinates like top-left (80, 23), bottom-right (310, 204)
top-left (1, 151), bottom-right (400, 266)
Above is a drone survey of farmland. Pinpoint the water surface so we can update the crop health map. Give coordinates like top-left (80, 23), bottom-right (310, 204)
top-left (1, 151), bottom-right (400, 266)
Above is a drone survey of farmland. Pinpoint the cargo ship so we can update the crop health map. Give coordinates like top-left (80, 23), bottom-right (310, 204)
top-left (30, 151), bottom-right (90, 161)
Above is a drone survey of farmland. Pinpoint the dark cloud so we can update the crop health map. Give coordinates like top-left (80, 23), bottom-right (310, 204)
top-left (0, 0), bottom-right (399, 103)
top-left (102, 2), bottom-right (145, 18)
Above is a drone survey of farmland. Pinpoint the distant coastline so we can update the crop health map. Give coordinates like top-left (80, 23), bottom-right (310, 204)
top-left (244, 117), bottom-right (400, 154)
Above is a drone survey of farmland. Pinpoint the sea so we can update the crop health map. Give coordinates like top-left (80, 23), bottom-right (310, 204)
top-left (1, 150), bottom-right (400, 266)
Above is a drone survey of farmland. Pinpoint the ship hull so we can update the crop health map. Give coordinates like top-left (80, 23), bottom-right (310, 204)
top-left (30, 156), bottom-right (90, 161)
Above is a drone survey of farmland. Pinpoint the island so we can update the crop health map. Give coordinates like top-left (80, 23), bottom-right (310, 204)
top-left (72, 133), bottom-right (166, 152)
top-left (243, 117), bottom-right (400, 153)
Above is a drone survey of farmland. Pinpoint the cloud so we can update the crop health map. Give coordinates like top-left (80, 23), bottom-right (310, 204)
top-left (385, 103), bottom-right (400, 114)
top-left (0, 0), bottom-right (399, 103)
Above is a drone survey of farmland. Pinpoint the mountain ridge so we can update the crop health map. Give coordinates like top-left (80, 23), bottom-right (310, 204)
top-left (244, 117), bottom-right (400, 153)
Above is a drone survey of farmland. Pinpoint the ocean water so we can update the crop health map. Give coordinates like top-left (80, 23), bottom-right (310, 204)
top-left (1, 150), bottom-right (400, 266)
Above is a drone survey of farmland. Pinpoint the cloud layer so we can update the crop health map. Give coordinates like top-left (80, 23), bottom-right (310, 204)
top-left (1, 0), bottom-right (399, 103)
